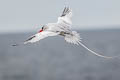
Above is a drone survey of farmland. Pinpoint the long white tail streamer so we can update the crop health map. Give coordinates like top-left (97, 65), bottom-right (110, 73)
top-left (78, 42), bottom-right (118, 59)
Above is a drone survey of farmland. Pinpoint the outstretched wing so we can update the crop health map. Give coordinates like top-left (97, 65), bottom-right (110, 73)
top-left (57, 7), bottom-right (72, 29)
top-left (24, 31), bottom-right (58, 44)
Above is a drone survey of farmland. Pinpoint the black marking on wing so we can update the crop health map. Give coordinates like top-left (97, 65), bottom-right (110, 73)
top-left (61, 7), bottom-right (70, 17)
top-left (26, 35), bottom-right (36, 41)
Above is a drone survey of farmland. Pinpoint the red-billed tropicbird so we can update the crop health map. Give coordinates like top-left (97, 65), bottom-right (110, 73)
top-left (13, 7), bottom-right (118, 59)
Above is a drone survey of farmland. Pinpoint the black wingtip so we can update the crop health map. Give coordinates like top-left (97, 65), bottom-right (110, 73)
top-left (61, 6), bottom-right (71, 17)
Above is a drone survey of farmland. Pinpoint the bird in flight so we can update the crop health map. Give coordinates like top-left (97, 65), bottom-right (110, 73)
top-left (13, 7), bottom-right (118, 59)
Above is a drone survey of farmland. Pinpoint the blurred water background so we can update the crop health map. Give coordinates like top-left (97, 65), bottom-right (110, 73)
top-left (0, 29), bottom-right (120, 80)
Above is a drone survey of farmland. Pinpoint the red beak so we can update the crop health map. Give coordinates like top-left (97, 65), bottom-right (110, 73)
top-left (39, 29), bottom-right (43, 33)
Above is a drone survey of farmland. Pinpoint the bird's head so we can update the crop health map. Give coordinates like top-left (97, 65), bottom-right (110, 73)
top-left (38, 25), bottom-right (47, 33)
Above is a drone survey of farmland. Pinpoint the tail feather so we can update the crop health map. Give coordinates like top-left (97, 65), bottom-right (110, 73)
top-left (64, 31), bottom-right (82, 45)
top-left (78, 42), bottom-right (118, 59)
top-left (65, 31), bottom-right (118, 59)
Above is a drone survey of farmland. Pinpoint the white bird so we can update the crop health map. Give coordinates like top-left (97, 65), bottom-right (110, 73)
top-left (13, 7), bottom-right (118, 59)
top-left (24, 7), bottom-right (81, 45)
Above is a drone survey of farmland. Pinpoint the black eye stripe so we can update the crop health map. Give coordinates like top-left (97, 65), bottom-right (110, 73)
top-left (42, 27), bottom-right (44, 30)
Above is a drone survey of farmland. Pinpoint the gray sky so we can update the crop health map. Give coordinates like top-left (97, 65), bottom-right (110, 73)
top-left (0, 0), bottom-right (120, 33)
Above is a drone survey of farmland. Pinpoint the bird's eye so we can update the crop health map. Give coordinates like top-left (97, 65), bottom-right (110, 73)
top-left (42, 26), bottom-right (44, 30)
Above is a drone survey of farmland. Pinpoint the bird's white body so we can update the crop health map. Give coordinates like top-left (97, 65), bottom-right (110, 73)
top-left (24, 7), bottom-right (81, 45)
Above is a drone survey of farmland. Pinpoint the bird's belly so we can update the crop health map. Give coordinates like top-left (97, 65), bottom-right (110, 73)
top-left (59, 31), bottom-right (71, 36)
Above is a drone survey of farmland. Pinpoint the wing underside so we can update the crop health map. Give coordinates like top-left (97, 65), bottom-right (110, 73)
top-left (24, 31), bottom-right (58, 44)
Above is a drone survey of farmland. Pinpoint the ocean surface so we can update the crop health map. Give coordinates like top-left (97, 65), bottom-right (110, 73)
top-left (0, 29), bottom-right (120, 80)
